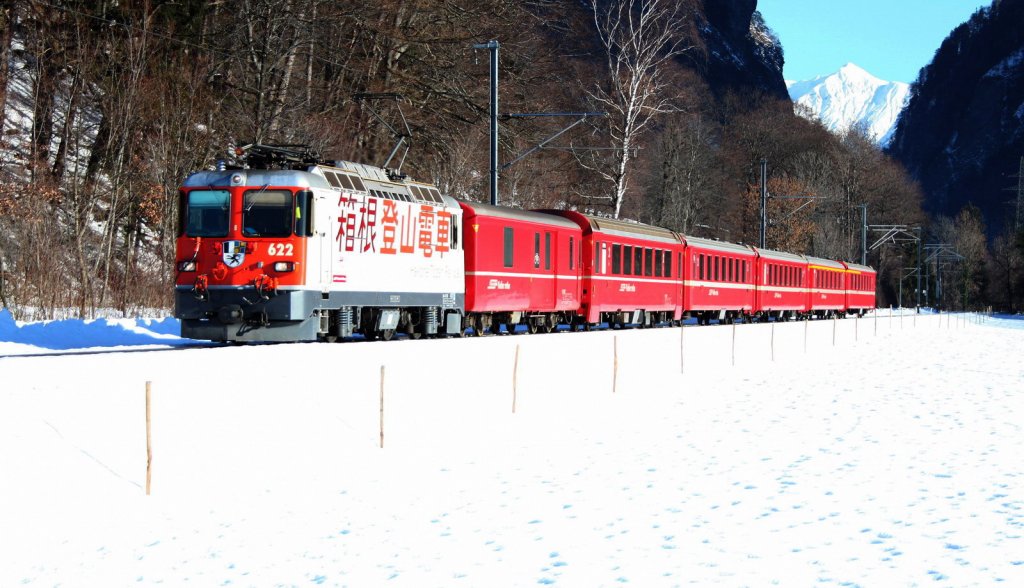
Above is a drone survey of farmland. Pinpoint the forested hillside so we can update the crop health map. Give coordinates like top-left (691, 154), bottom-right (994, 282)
top-left (0, 0), bottom-right (926, 317)
top-left (887, 0), bottom-right (1024, 311)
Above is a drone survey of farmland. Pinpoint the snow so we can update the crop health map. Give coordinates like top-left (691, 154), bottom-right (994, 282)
top-left (787, 63), bottom-right (911, 145)
top-left (1, 310), bottom-right (1023, 586)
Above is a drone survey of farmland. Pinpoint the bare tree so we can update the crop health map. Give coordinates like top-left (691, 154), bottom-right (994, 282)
top-left (581, 0), bottom-right (691, 218)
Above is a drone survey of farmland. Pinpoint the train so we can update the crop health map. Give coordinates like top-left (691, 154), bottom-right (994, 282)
top-left (173, 145), bottom-right (877, 342)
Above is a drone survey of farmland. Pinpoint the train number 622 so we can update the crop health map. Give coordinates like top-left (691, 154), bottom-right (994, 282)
top-left (267, 243), bottom-right (294, 256)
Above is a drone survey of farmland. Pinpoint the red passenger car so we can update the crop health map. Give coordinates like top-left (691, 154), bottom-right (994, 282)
top-left (752, 248), bottom-right (809, 320)
top-left (842, 262), bottom-right (877, 315)
top-left (460, 201), bottom-right (582, 334)
top-left (682, 237), bottom-right (757, 323)
top-left (545, 211), bottom-right (684, 327)
top-left (807, 256), bottom-right (848, 315)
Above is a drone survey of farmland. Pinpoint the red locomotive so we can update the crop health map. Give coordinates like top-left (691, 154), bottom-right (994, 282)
top-left (174, 145), bottom-right (878, 342)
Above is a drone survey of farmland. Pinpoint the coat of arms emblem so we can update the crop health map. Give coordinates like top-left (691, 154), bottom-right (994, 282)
top-left (223, 240), bottom-right (246, 268)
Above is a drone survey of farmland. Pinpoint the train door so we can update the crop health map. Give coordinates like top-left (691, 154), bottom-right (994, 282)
top-left (316, 193), bottom-right (333, 290)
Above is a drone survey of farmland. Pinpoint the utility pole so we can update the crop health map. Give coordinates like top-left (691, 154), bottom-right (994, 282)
top-left (472, 40), bottom-right (602, 208)
top-left (473, 40), bottom-right (500, 206)
top-left (857, 204), bottom-right (868, 265)
top-left (759, 159), bottom-right (768, 249)
top-left (1017, 156), bottom-right (1024, 231)
top-left (915, 227), bottom-right (922, 308)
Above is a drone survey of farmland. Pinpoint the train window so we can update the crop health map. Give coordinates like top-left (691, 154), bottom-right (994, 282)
top-left (534, 233), bottom-right (541, 268)
top-left (729, 258), bottom-right (735, 282)
top-left (698, 254), bottom-right (704, 280)
top-left (654, 249), bottom-right (663, 277)
top-left (349, 176), bottom-right (366, 192)
top-left (503, 227), bottom-right (514, 268)
top-left (294, 190), bottom-right (313, 237)
top-left (644, 248), bottom-right (653, 276)
top-left (624, 245), bottom-right (633, 274)
top-left (612, 244), bottom-right (622, 274)
top-left (768, 264), bottom-right (774, 286)
top-left (545, 232), bottom-right (551, 270)
top-left (337, 174), bottom-right (355, 191)
top-left (177, 191), bottom-right (187, 236)
top-left (634, 247), bottom-right (643, 276)
top-left (452, 221), bottom-right (459, 251)
top-left (664, 251), bottom-right (672, 278)
top-left (243, 189), bottom-right (292, 237)
top-left (428, 188), bottom-right (443, 202)
top-left (410, 186), bottom-right (424, 200)
top-left (184, 189), bottom-right (230, 237)
top-left (569, 237), bottom-right (575, 270)
top-left (325, 172), bottom-right (342, 189)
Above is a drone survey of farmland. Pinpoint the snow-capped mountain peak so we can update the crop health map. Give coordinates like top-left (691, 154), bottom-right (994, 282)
top-left (787, 63), bottom-right (910, 145)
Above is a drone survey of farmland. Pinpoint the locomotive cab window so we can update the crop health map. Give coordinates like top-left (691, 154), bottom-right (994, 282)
top-left (185, 189), bottom-right (230, 237)
top-left (243, 189), bottom-right (293, 237)
top-left (294, 190), bottom-right (314, 237)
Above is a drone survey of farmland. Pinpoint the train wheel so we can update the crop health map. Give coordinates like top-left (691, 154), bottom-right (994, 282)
top-left (321, 335), bottom-right (338, 343)
top-left (379, 329), bottom-right (395, 341)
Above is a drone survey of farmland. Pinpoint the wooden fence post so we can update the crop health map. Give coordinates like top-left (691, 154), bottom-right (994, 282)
top-left (804, 317), bottom-right (809, 353)
top-left (731, 321), bottom-right (736, 366)
top-left (379, 365), bottom-right (385, 449)
top-left (679, 325), bottom-right (685, 374)
top-left (145, 381), bottom-right (152, 496)
top-left (512, 344), bottom-right (520, 413)
top-left (613, 336), bottom-right (619, 393)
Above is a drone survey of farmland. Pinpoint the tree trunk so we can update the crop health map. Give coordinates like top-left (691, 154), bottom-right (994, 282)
top-left (0, 5), bottom-right (13, 136)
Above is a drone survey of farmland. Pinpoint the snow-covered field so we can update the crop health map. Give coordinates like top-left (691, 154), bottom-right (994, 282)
top-left (1, 310), bottom-right (1021, 586)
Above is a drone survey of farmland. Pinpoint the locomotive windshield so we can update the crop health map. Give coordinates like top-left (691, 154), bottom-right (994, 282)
top-left (243, 189), bottom-right (292, 237)
top-left (185, 190), bottom-right (229, 237)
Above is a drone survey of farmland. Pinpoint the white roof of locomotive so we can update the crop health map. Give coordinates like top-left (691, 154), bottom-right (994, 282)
top-left (183, 169), bottom-right (331, 189)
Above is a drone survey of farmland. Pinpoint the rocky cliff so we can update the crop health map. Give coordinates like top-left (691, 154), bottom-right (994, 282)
top-left (886, 0), bottom-right (1024, 235)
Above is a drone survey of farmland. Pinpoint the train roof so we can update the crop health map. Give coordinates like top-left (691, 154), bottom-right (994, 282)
top-left (751, 247), bottom-right (807, 263)
top-left (459, 201), bottom-right (580, 229)
top-left (311, 163), bottom-right (457, 207)
top-left (805, 256), bottom-right (846, 270)
top-left (183, 169), bottom-right (331, 190)
top-left (843, 261), bottom-right (876, 273)
top-left (683, 236), bottom-right (756, 256)
top-left (543, 210), bottom-right (681, 244)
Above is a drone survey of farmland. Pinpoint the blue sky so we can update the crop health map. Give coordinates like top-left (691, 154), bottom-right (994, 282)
top-left (756, 0), bottom-right (991, 83)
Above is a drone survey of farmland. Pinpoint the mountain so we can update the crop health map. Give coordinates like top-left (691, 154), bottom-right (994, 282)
top-left (886, 0), bottom-right (1024, 236)
top-left (694, 3), bottom-right (789, 101)
top-left (787, 63), bottom-right (910, 144)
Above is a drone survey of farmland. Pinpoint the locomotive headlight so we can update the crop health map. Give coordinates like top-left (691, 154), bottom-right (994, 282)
top-left (178, 260), bottom-right (197, 272)
top-left (273, 261), bottom-right (294, 272)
